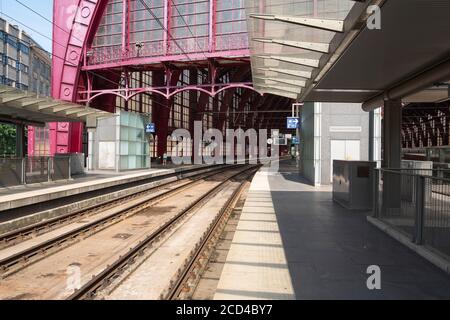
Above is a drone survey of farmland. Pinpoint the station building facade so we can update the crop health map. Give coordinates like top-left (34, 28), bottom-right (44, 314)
top-left (301, 102), bottom-right (382, 186)
top-left (38, 0), bottom-right (278, 171)
top-left (0, 18), bottom-right (51, 95)
top-left (0, 18), bottom-right (53, 157)
top-left (27, 0), bottom-right (382, 173)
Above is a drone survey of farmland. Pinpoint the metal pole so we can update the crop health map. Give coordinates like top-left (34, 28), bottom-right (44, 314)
top-left (68, 155), bottom-right (72, 180)
top-left (21, 157), bottom-right (26, 185)
top-left (373, 169), bottom-right (380, 218)
top-left (296, 104), bottom-right (300, 171)
top-left (414, 175), bottom-right (426, 245)
top-left (48, 157), bottom-right (52, 182)
top-left (369, 110), bottom-right (374, 162)
top-left (292, 103), bottom-right (303, 173)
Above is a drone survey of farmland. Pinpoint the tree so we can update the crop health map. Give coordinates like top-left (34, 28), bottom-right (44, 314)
top-left (0, 123), bottom-right (17, 156)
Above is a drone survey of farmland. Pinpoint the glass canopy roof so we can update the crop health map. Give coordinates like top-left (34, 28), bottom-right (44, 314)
top-left (0, 85), bottom-right (113, 125)
top-left (244, 0), bottom-right (356, 100)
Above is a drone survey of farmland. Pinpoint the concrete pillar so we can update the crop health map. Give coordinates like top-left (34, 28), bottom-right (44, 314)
top-left (189, 69), bottom-right (198, 164)
top-left (87, 129), bottom-right (95, 171)
top-left (382, 99), bottom-right (402, 211)
top-left (373, 108), bottom-right (382, 167)
top-left (152, 70), bottom-right (168, 159)
top-left (369, 111), bottom-right (374, 162)
top-left (189, 69), bottom-right (198, 138)
top-left (314, 103), bottom-right (322, 186)
top-left (382, 99), bottom-right (402, 168)
top-left (15, 124), bottom-right (26, 158)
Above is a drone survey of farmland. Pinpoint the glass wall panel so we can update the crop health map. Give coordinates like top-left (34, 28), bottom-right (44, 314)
top-left (216, 0), bottom-right (248, 51)
top-left (119, 111), bottom-right (150, 170)
top-left (169, 0), bottom-right (210, 54)
top-left (129, 0), bottom-right (164, 56)
top-left (91, 0), bottom-right (123, 64)
top-left (244, 0), bottom-right (355, 97)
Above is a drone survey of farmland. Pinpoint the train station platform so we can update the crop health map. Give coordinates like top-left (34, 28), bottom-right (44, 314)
top-left (0, 164), bottom-right (216, 233)
top-left (0, 168), bottom-right (173, 212)
top-left (214, 160), bottom-right (450, 300)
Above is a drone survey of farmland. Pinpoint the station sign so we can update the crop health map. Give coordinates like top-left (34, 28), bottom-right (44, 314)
top-left (287, 117), bottom-right (300, 129)
top-left (145, 123), bottom-right (156, 134)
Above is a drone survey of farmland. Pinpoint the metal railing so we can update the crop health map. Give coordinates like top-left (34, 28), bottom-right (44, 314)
top-left (0, 156), bottom-right (72, 188)
top-left (25, 157), bottom-right (50, 184)
top-left (0, 158), bottom-right (23, 187)
top-left (374, 168), bottom-right (450, 259)
top-left (87, 33), bottom-right (249, 66)
top-left (51, 155), bottom-right (71, 181)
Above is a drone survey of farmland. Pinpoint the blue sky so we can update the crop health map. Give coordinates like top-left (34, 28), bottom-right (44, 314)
top-left (0, 0), bottom-right (53, 52)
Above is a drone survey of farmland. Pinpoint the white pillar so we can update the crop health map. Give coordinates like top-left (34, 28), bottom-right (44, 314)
top-left (87, 129), bottom-right (95, 171)
top-left (314, 103), bottom-right (322, 186)
top-left (369, 108), bottom-right (382, 168)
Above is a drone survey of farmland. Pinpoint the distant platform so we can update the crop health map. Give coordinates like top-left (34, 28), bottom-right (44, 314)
top-left (0, 165), bottom-right (204, 212)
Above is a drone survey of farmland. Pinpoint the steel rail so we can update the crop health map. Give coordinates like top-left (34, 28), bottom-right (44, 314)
top-left (0, 165), bottom-right (244, 274)
top-left (67, 165), bottom-right (259, 300)
top-left (165, 168), bottom-right (257, 300)
top-left (0, 164), bottom-right (232, 247)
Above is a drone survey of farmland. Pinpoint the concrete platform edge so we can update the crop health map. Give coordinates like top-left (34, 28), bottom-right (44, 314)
top-left (214, 168), bottom-right (296, 300)
top-left (0, 166), bottom-right (221, 235)
top-left (0, 165), bottom-right (217, 212)
top-left (367, 216), bottom-right (450, 275)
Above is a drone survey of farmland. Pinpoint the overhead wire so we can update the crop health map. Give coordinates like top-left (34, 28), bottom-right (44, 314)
top-left (9, 1), bottom-right (234, 118)
top-left (168, 0), bottom-right (209, 61)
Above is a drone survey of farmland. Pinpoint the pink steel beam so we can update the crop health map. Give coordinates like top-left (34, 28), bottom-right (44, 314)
top-left (48, 0), bottom-right (259, 157)
top-left (82, 49), bottom-right (251, 71)
top-left (53, 0), bottom-right (109, 102)
top-left (80, 82), bottom-right (256, 94)
top-left (55, 0), bottom-right (251, 102)
top-left (78, 83), bottom-right (262, 103)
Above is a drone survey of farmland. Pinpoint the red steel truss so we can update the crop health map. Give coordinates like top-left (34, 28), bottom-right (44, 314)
top-left (35, 0), bottom-right (292, 157)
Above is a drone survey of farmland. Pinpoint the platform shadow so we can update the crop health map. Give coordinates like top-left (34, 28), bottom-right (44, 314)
top-left (270, 185), bottom-right (450, 300)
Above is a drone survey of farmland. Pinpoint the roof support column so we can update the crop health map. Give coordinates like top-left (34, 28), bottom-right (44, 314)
top-left (369, 111), bottom-right (375, 162)
top-left (69, 123), bottom-right (84, 153)
top-left (15, 123), bottom-right (25, 158)
top-left (152, 70), bottom-right (167, 158)
top-left (189, 69), bottom-right (198, 137)
top-left (383, 99), bottom-right (402, 168)
top-left (382, 99), bottom-right (402, 211)
top-left (153, 68), bottom-right (181, 158)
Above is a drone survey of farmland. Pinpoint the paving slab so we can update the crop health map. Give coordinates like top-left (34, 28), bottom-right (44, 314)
top-left (215, 160), bottom-right (450, 300)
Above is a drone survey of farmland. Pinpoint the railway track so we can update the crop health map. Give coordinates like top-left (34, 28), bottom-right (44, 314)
top-left (67, 165), bottom-right (259, 300)
top-left (165, 171), bottom-right (251, 300)
top-left (0, 165), bottom-right (232, 227)
top-left (0, 165), bottom-right (243, 275)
